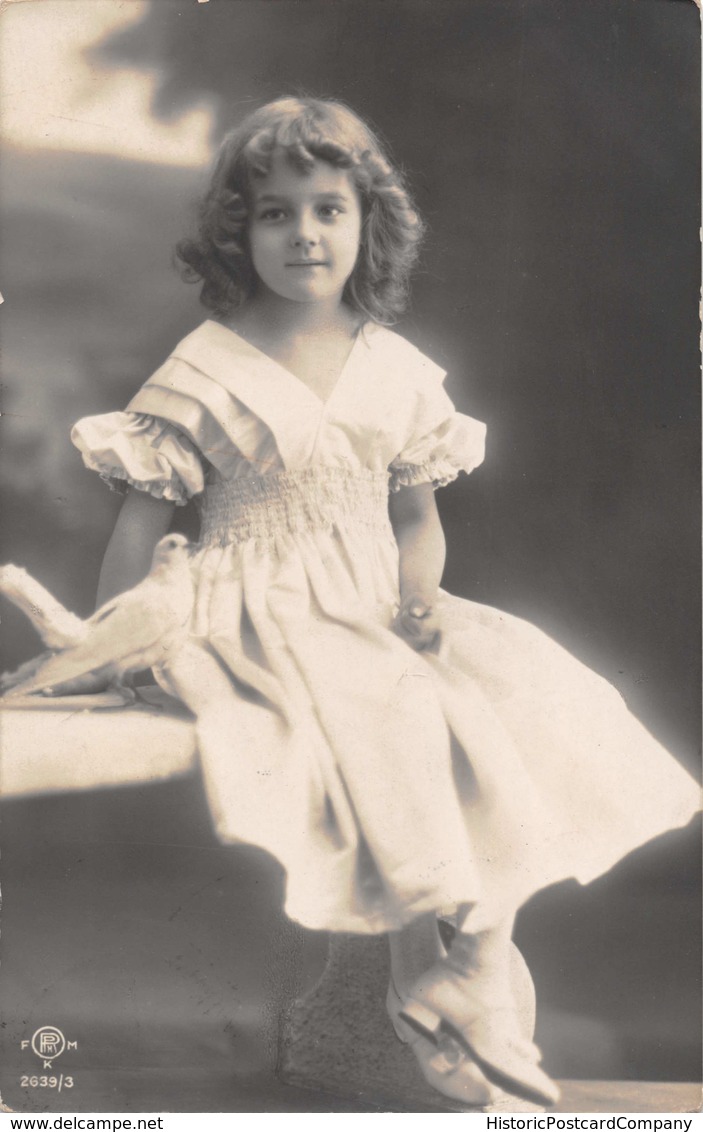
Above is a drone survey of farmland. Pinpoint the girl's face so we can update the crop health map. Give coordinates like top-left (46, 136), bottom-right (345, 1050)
top-left (247, 149), bottom-right (362, 308)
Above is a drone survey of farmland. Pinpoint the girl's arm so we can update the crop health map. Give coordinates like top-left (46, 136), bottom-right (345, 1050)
top-left (96, 487), bottom-right (176, 607)
top-left (388, 481), bottom-right (446, 650)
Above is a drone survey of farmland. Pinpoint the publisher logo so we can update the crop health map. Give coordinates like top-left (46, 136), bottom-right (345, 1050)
top-left (21, 1026), bottom-right (77, 1068)
top-left (32, 1027), bottom-right (65, 1061)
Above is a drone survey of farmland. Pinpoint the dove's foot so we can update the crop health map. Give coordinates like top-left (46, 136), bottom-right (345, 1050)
top-left (110, 682), bottom-right (138, 706)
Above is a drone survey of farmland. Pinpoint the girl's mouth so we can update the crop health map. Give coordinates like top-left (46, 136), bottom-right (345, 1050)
top-left (286, 261), bottom-right (327, 267)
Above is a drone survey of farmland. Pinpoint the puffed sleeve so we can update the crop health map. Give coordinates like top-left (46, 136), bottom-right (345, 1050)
top-left (388, 377), bottom-right (487, 493)
top-left (71, 412), bottom-right (206, 505)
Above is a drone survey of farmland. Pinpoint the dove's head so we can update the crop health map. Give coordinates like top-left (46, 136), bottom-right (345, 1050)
top-left (151, 533), bottom-right (191, 569)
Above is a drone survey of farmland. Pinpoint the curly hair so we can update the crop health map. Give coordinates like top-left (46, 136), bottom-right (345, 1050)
top-left (176, 97), bottom-right (425, 325)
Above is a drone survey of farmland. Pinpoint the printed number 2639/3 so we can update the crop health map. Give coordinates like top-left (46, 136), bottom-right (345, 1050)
top-left (20, 1076), bottom-right (74, 1089)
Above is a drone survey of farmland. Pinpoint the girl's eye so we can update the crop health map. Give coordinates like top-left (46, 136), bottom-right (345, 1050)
top-left (256, 203), bottom-right (343, 222)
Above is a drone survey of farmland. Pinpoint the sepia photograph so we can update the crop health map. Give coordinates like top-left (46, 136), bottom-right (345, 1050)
top-left (0, 0), bottom-right (700, 1117)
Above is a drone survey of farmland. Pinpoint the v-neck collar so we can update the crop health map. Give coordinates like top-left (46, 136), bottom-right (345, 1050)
top-left (160, 319), bottom-right (384, 469)
top-left (204, 318), bottom-right (372, 411)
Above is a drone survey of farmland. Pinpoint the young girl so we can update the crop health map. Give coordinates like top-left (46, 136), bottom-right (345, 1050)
top-left (69, 97), bottom-right (699, 1109)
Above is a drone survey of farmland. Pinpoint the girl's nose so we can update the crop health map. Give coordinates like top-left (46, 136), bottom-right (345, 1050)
top-left (290, 211), bottom-right (319, 247)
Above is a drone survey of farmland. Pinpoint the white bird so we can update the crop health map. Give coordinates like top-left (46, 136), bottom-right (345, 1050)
top-left (0, 533), bottom-right (195, 699)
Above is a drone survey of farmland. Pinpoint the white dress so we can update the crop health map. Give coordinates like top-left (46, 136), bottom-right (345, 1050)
top-left (72, 319), bottom-right (700, 934)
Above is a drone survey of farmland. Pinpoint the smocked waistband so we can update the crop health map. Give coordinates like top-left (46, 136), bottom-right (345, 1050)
top-left (198, 466), bottom-right (392, 548)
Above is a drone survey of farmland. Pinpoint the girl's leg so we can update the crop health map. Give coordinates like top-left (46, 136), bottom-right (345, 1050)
top-left (387, 913), bottom-right (499, 1106)
top-left (387, 912), bottom-right (445, 1002)
top-left (446, 912), bottom-right (515, 994)
top-left (398, 911), bottom-right (559, 1108)
top-left (392, 909), bottom-right (519, 1021)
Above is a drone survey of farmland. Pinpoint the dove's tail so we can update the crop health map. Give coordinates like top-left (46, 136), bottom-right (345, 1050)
top-left (1, 654), bottom-right (115, 699)
top-left (0, 565), bottom-right (88, 650)
top-left (0, 650), bottom-right (56, 695)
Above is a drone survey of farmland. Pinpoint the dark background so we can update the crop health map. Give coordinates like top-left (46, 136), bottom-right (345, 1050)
top-left (1, 0), bottom-right (700, 1111)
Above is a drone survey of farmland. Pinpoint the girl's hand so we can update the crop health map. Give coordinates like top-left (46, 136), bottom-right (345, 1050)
top-left (393, 594), bottom-right (442, 651)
